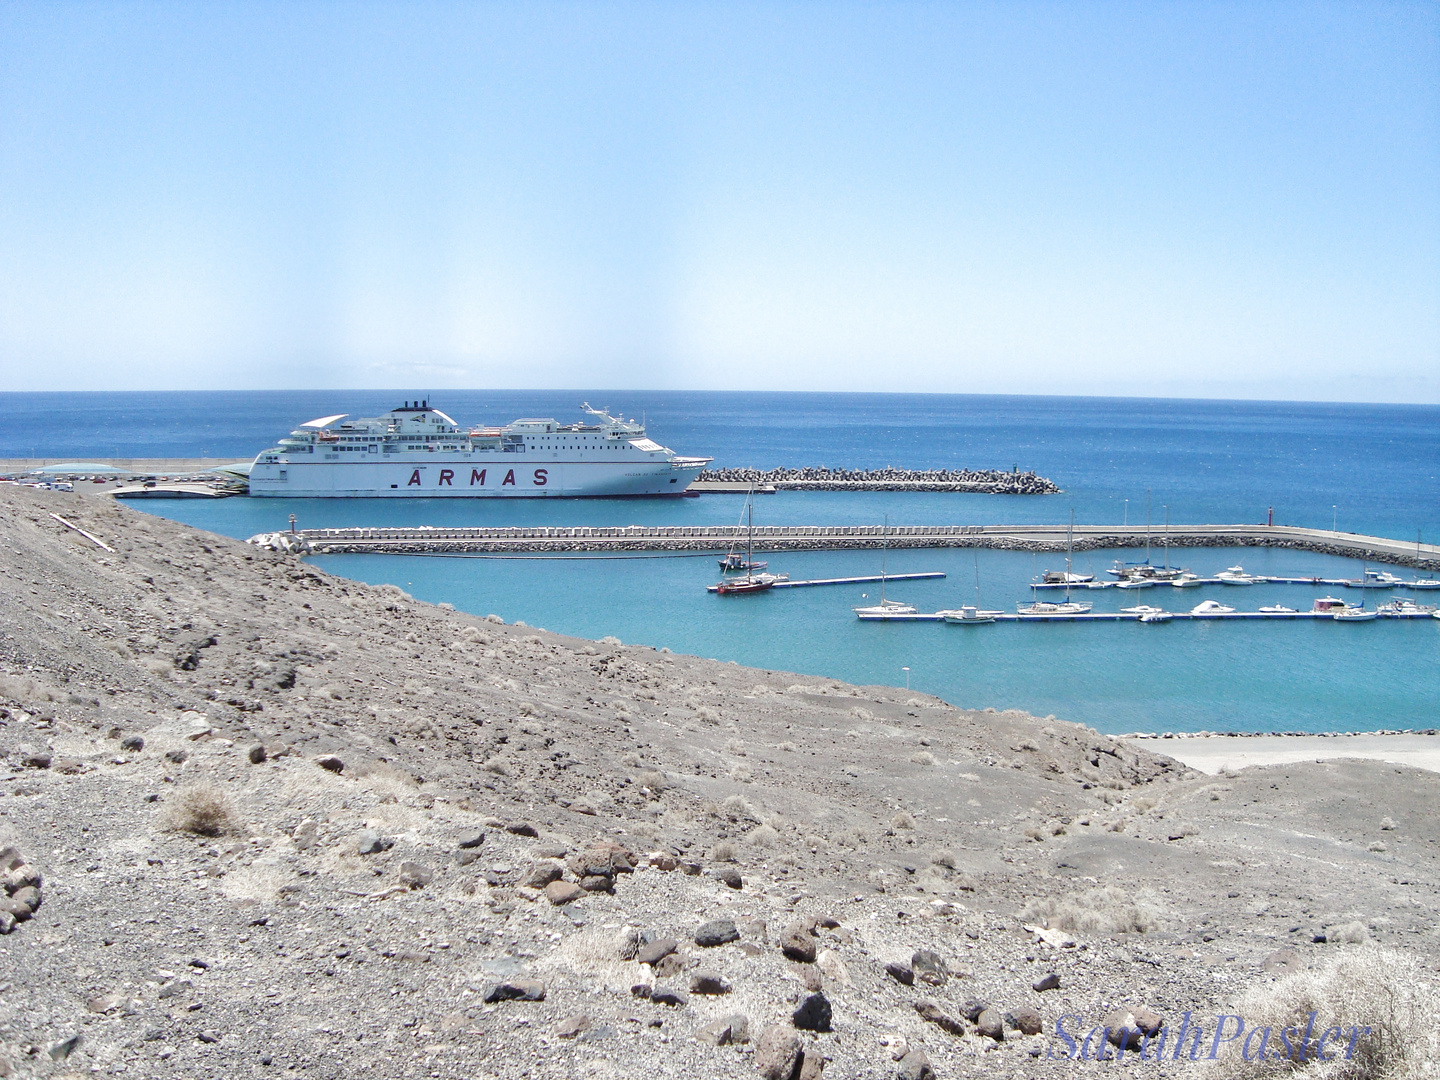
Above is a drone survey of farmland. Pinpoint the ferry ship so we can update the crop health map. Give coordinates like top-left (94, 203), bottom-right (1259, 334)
top-left (247, 401), bottom-right (710, 498)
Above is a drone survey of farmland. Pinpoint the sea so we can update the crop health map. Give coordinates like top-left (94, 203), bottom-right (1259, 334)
top-left (4, 390), bottom-right (1438, 736)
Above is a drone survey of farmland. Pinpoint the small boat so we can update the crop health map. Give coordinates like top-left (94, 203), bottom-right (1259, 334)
top-left (1191, 600), bottom-right (1236, 615)
top-left (718, 553), bottom-right (768, 573)
top-left (1333, 607), bottom-right (1378, 621)
top-left (1216, 565), bottom-right (1259, 585)
top-left (1344, 568), bottom-right (1403, 589)
top-left (1258, 605), bottom-right (1297, 614)
top-left (941, 605), bottom-right (999, 625)
top-left (1042, 570), bottom-right (1094, 584)
top-left (1139, 612), bottom-right (1173, 623)
top-left (1312, 596), bottom-right (1348, 613)
top-left (1377, 598), bottom-right (1435, 616)
top-left (854, 597), bottom-right (920, 616)
top-left (1017, 600), bottom-right (1093, 615)
top-left (714, 573), bottom-right (782, 595)
top-left (1121, 605), bottom-right (1165, 615)
top-left (1115, 579), bottom-right (1157, 590)
top-left (1170, 573), bottom-right (1203, 587)
top-left (1411, 578), bottom-right (1440, 590)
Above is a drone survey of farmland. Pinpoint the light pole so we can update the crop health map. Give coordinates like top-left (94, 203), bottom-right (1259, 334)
top-left (902, 667), bottom-right (910, 691)
top-left (1332, 506), bottom-right (1337, 533)
top-left (1123, 499), bottom-right (1128, 527)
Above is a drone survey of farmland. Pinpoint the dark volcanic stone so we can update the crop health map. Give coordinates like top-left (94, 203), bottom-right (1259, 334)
top-left (791, 992), bottom-right (832, 1032)
top-left (694, 918), bottom-right (740, 947)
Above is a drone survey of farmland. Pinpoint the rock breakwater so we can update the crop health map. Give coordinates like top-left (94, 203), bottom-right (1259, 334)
top-left (697, 467), bottom-right (1060, 494)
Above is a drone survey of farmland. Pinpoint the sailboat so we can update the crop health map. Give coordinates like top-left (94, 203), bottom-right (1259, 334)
top-left (941, 553), bottom-right (1002, 624)
top-left (713, 494), bottom-right (785, 594)
top-left (853, 516), bottom-right (918, 616)
top-left (1019, 511), bottom-right (1092, 614)
top-left (718, 486), bottom-right (769, 572)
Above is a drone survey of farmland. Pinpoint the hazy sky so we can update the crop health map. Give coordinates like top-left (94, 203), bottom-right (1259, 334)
top-left (2, 1), bottom-right (1437, 400)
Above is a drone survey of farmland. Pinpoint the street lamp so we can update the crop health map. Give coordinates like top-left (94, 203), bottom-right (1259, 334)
top-left (1332, 506), bottom-right (1337, 533)
top-left (902, 667), bottom-right (910, 691)
top-left (1123, 499), bottom-right (1128, 527)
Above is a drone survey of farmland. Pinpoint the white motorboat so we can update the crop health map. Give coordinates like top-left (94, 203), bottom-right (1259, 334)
top-left (1115, 579), bottom-right (1157, 589)
top-left (1216, 565), bottom-right (1259, 585)
top-left (1017, 600), bottom-right (1093, 615)
top-left (1139, 612), bottom-right (1173, 623)
top-left (1170, 573), bottom-right (1203, 587)
top-left (1411, 578), bottom-right (1440, 590)
top-left (1333, 607), bottom-right (1378, 622)
top-left (941, 605), bottom-right (999, 625)
top-left (1258, 605), bottom-right (1297, 614)
top-left (1191, 600), bottom-right (1236, 615)
top-left (1121, 605), bottom-right (1165, 615)
top-left (1042, 570), bottom-right (1094, 585)
top-left (1377, 598), bottom-right (1436, 616)
top-left (1345, 568), bottom-right (1404, 589)
top-left (1311, 596), bottom-right (1348, 613)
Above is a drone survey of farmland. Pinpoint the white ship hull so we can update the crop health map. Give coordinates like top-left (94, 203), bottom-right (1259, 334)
top-left (249, 455), bottom-right (705, 497)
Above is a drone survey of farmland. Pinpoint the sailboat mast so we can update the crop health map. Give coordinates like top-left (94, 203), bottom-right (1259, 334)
top-left (1163, 505), bottom-right (1169, 572)
top-left (1065, 510), bottom-right (1074, 603)
top-left (1145, 489), bottom-right (1152, 565)
top-left (746, 500), bottom-right (754, 581)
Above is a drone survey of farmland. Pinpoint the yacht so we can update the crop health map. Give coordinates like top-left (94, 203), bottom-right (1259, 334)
top-left (1191, 600), bottom-right (1236, 615)
top-left (1345, 569), bottom-right (1404, 589)
top-left (248, 402), bottom-right (710, 498)
top-left (1216, 565), bottom-right (1259, 585)
top-left (940, 605), bottom-right (999, 625)
top-left (1333, 606), bottom-right (1378, 622)
top-left (1258, 605), bottom-right (1298, 614)
top-left (1017, 599), bottom-right (1093, 615)
top-left (853, 598), bottom-right (920, 617)
top-left (1139, 611), bottom-right (1173, 623)
top-left (1312, 596), bottom-right (1348, 613)
top-left (1170, 572), bottom-right (1203, 588)
top-left (1120, 604), bottom-right (1165, 615)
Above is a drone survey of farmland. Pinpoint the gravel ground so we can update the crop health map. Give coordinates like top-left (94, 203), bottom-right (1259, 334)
top-left (1, 485), bottom-right (1436, 1079)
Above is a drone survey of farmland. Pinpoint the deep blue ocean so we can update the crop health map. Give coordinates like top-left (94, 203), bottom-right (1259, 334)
top-left (4, 390), bottom-right (1437, 734)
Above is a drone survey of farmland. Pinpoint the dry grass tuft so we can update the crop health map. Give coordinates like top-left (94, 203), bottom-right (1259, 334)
top-left (1021, 884), bottom-right (1163, 935)
top-left (910, 750), bottom-right (937, 766)
top-left (165, 784), bottom-right (237, 837)
top-left (711, 841), bottom-right (738, 862)
top-left (1218, 947), bottom-right (1439, 1080)
top-left (1327, 921), bottom-right (1370, 945)
top-left (636, 769), bottom-right (667, 793)
top-left (929, 849), bottom-right (956, 869)
top-left (747, 824), bottom-right (780, 847)
top-left (891, 811), bottom-right (916, 830)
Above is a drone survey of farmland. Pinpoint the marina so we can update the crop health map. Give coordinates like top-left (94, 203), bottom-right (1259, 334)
top-left (705, 571), bottom-right (947, 593)
top-left (856, 607), bottom-right (1438, 622)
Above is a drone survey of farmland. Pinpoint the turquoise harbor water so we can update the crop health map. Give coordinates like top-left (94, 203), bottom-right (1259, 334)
top-left (5, 391), bottom-right (1438, 734)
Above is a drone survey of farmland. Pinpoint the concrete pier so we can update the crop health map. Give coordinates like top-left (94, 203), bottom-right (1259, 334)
top-left (260, 522), bottom-right (1440, 571)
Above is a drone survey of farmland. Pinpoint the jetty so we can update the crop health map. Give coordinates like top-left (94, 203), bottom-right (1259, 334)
top-left (255, 522), bottom-right (1440, 572)
top-left (694, 466), bottom-right (1058, 494)
top-left (856, 609), bottom-right (1437, 622)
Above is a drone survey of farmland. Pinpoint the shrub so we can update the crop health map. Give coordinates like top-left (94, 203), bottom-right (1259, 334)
top-left (711, 841), bottom-right (738, 862)
top-left (1021, 885), bottom-right (1163, 935)
top-left (930, 849), bottom-right (956, 869)
top-left (166, 784), bottom-right (236, 837)
top-left (1219, 947), bottom-right (1438, 1080)
top-left (891, 811), bottom-right (916, 830)
top-left (748, 824), bottom-right (780, 847)
top-left (1327, 921), bottom-right (1370, 945)
top-left (910, 751), bottom-right (936, 766)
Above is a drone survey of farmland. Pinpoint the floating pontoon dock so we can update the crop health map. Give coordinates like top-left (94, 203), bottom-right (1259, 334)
top-left (705, 571), bottom-right (945, 593)
top-left (856, 609), bottom-right (1438, 622)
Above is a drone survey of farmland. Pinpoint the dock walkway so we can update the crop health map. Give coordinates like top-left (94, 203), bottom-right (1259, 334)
top-left (264, 523), bottom-right (1440, 571)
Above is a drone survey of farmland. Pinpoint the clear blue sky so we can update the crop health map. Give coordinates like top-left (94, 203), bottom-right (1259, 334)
top-left (2, 1), bottom-right (1437, 400)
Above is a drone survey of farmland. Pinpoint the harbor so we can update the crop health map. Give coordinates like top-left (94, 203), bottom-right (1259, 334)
top-left (705, 570), bottom-right (946, 593)
top-left (855, 607), bottom-right (1438, 622)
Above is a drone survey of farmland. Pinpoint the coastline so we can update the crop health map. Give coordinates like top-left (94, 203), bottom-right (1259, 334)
top-left (1127, 731), bottom-right (1440, 775)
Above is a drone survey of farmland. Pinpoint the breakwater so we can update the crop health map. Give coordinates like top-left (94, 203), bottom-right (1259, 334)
top-left (695, 466), bottom-right (1059, 493)
top-left (251, 522), bottom-right (1440, 571)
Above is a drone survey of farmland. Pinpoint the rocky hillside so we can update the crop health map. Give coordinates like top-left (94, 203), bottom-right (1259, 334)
top-left (0, 486), bottom-right (1435, 1079)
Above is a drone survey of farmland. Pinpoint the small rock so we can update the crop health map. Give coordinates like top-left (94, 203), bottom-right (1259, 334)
top-left (914, 999), bottom-right (966, 1036)
top-left (800, 964), bottom-right (823, 992)
top-left (654, 953), bottom-right (686, 979)
top-left (579, 874), bottom-right (614, 893)
top-left (356, 830), bottom-right (390, 855)
top-left (648, 852), bottom-right (678, 871)
top-left (187, 957), bottom-right (210, 970)
top-left (694, 918), bottom-right (740, 947)
top-left (197, 1030), bottom-right (221, 1044)
top-left (315, 755), bottom-right (344, 773)
top-left (896, 1049), bottom-right (935, 1080)
top-left (976, 1008), bottom-right (1004, 1041)
top-left (695, 1013), bottom-right (750, 1045)
top-left (714, 866), bottom-right (743, 890)
top-left (817, 950), bottom-right (852, 987)
top-left (5, 863), bottom-right (41, 890)
top-left (164, 748), bottom-right (188, 764)
top-left (1006, 1006), bottom-right (1042, 1035)
top-left (889, 1037), bottom-right (910, 1062)
top-left (651, 986), bottom-right (690, 1007)
top-left (457, 831), bottom-right (486, 849)
top-left (0, 910), bottom-right (13, 934)
top-left (22, 752), bottom-right (52, 769)
top-left (398, 862), bottom-right (433, 889)
top-left (1032, 972), bottom-right (1061, 992)
top-left (535, 843), bottom-right (569, 859)
top-left (544, 880), bottom-right (585, 905)
top-left (0, 847), bottom-right (22, 871)
top-left (506, 821), bottom-right (539, 837)
top-left (87, 994), bottom-right (125, 1014)
top-left (755, 1024), bottom-right (803, 1080)
top-left (780, 921), bottom-right (818, 963)
top-left (885, 961), bottom-right (915, 986)
top-left (120, 735), bottom-right (145, 752)
top-left (690, 970), bottom-right (732, 995)
top-left (792, 992), bottom-right (832, 1032)
top-left (48, 1035), bottom-right (81, 1062)
top-left (637, 937), bottom-right (678, 966)
top-left (680, 860), bottom-right (702, 876)
top-left (798, 1050), bottom-right (825, 1080)
top-left (554, 1014), bottom-right (592, 1038)
top-left (911, 949), bottom-right (947, 986)
top-left (482, 979), bottom-right (546, 1003)
top-left (247, 745), bottom-right (267, 764)
top-left (52, 757), bottom-right (82, 775)
top-left (631, 984), bottom-right (653, 999)
top-left (1133, 1008), bottom-right (1164, 1035)
top-left (522, 861), bottom-right (564, 889)
top-left (157, 979), bottom-right (192, 1000)
top-left (960, 999), bottom-right (989, 1022)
